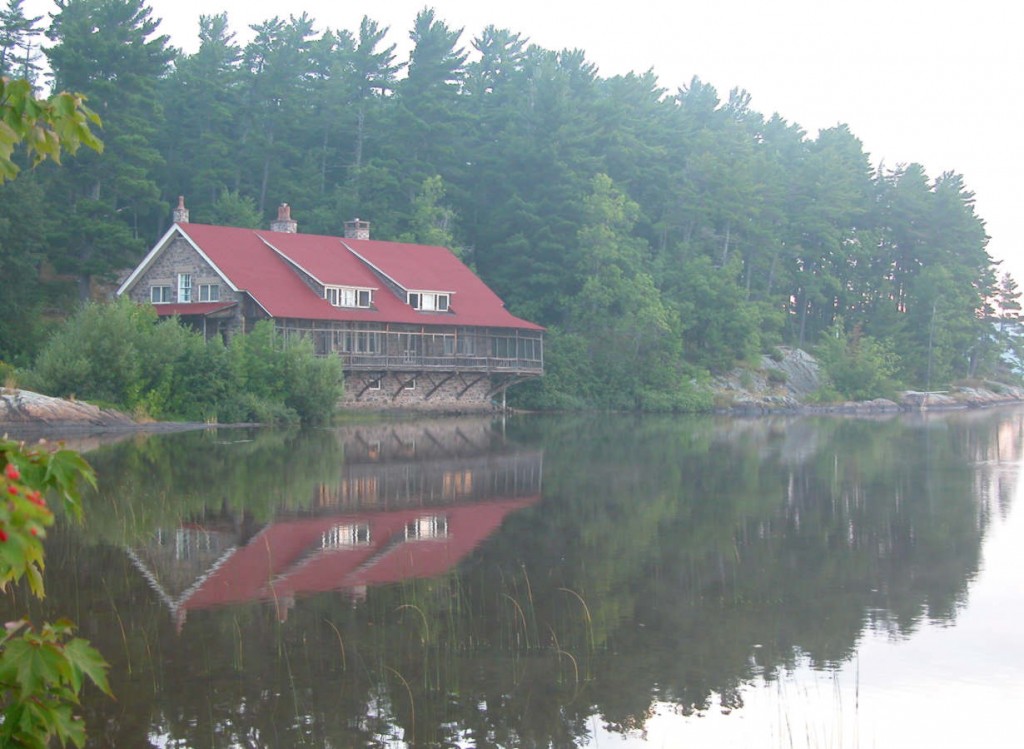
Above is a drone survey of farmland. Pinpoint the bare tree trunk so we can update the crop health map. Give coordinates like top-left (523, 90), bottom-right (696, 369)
top-left (354, 106), bottom-right (365, 171)
top-left (766, 250), bottom-right (779, 298)
top-left (797, 291), bottom-right (809, 348)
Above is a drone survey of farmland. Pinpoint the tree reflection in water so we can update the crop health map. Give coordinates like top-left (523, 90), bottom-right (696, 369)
top-left (5, 409), bottom-right (1018, 747)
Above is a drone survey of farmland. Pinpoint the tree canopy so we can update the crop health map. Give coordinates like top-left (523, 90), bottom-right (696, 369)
top-left (0, 1), bottom-right (1010, 404)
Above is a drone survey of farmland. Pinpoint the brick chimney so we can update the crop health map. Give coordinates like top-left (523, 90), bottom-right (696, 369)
top-left (172, 195), bottom-right (189, 224)
top-left (344, 217), bottom-right (370, 240)
top-left (271, 203), bottom-right (298, 233)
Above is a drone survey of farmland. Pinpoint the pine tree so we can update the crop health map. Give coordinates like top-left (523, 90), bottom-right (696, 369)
top-left (996, 272), bottom-right (1022, 329)
top-left (158, 13), bottom-right (244, 208)
top-left (0, 0), bottom-right (43, 82)
top-left (44, 0), bottom-right (174, 297)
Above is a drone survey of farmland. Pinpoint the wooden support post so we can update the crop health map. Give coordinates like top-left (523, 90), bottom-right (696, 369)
top-left (391, 373), bottom-right (421, 401)
top-left (457, 374), bottom-right (486, 399)
top-left (424, 373), bottom-right (454, 400)
top-left (357, 373), bottom-right (387, 398)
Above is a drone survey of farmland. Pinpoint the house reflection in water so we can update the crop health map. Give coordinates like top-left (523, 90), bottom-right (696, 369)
top-left (127, 420), bottom-right (542, 630)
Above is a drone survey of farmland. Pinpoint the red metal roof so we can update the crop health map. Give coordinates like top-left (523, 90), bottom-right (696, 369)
top-left (177, 497), bottom-right (539, 612)
top-left (175, 224), bottom-right (542, 331)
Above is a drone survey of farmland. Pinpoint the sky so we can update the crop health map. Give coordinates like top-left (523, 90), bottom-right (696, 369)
top-left (25, 0), bottom-right (1024, 284)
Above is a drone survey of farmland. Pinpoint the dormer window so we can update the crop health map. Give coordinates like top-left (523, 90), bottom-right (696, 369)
top-left (325, 285), bottom-right (372, 308)
top-left (321, 523), bottom-right (371, 549)
top-left (405, 515), bottom-right (448, 541)
top-left (408, 291), bottom-right (450, 312)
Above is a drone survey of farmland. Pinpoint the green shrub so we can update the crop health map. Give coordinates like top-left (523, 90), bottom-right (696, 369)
top-left (814, 321), bottom-right (901, 401)
top-left (28, 303), bottom-right (343, 424)
top-left (28, 299), bottom-right (165, 407)
top-left (228, 321), bottom-right (343, 424)
top-left (635, 382), bottom-right (713, 412)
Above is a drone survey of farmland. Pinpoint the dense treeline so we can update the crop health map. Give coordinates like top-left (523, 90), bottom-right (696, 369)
top-left (1, 0), bottom-right (1020, 409)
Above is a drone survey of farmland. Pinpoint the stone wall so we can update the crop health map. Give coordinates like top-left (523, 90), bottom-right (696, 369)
top-left (125, 234), bottom-right (246, 337)
top-left (342, 371), bottom-right (496, 411)
top-left (332, 418), bottom-right (496, 459)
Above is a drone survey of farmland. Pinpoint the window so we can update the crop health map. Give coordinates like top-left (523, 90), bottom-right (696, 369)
top-left (457, 331), bottom-right (478, 355)
top-left (151, 285), bottom-right (172, 303)
top-left (443, 470), bottom-right (473, 499)
top-left (325, 286), bottom-right (372, 308)
top-left (367, 378), bottom-right (381, 390)
top-left (405, 515), bottom-right (448, 541)
top-left (338, 476), bottom-right (378, 504)
top-left (400, 333), bottom-right (422, 357)
top-left (408, 291), bottom-right (450, 312)
top-left (519, 337), bottom-right (541, 360)
top-left (321, 523), bottom-right (371, 549)
top-left (165, 528), bottom-right (216, 560)
top-left (493, 337), bottom-right (515, 358)
top-left (338, 330), bottom-right (381, 354)
top-left (198, 283), bottom-right (220, 302)
top-left (424, 334), bottom-right (455, 356)
top-left (178, 273), bottom-right (192, 303)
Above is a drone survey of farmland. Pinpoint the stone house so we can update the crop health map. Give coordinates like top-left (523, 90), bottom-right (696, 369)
top-left (116, 199), bottom-right (543, 409)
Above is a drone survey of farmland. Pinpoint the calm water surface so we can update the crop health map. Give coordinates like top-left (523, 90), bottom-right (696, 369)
top-left (8, 410), bottom-right (1024, 747)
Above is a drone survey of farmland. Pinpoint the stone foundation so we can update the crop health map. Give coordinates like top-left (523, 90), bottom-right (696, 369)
top-left (342, 372), bottom-right (496, 412)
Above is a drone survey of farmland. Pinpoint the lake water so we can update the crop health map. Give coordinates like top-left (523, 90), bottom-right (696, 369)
top-left (6, 409), bottom-right (1024, 747)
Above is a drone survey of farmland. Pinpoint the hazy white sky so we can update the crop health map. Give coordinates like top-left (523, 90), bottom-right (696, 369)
top-left (27, 0), bottom-right (1024, 282)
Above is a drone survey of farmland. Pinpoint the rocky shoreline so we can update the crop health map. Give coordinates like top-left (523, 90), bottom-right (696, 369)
top-left (4, 364), bottom-right (1024, 438)
top-left (0, 389), bottom-right (212, 441)
top-left (714, 347), bottom-right (1024, 414)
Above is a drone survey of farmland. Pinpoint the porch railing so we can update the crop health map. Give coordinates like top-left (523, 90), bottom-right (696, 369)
top-left (334, 352), bottom-right (543, 374)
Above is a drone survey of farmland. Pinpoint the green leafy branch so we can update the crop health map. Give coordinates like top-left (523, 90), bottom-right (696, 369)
top-left (0, 76), bottom-right (103, 183)
top-left (0, 439), bottom-right (111, 748)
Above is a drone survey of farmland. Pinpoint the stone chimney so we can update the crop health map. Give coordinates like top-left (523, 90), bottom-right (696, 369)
top-left (344, 217), bottom-right (370, 240)
top-left (271, 203), bottom-right (298, 233)
top-left (172, 195), bottom-right (189, 224)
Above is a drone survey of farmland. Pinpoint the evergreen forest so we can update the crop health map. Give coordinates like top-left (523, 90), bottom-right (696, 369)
top-left (2, 0), bottom-right (1021, 411)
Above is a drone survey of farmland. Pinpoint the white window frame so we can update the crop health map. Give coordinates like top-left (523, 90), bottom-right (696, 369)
top-left (198, 283), bottom-right (220, 302)
top-left (407, 291), bottom-right (450, 312)
top-left (325, 285), bottom-right (373, 308)
top-left (321, 523), bottom-right (371, 549)
top-left (178, 273), bottom-right (192, 303)
top-left (151, 285), bottom-right (172, 304)
top-left (405, 515), bottom-right (448, 541)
